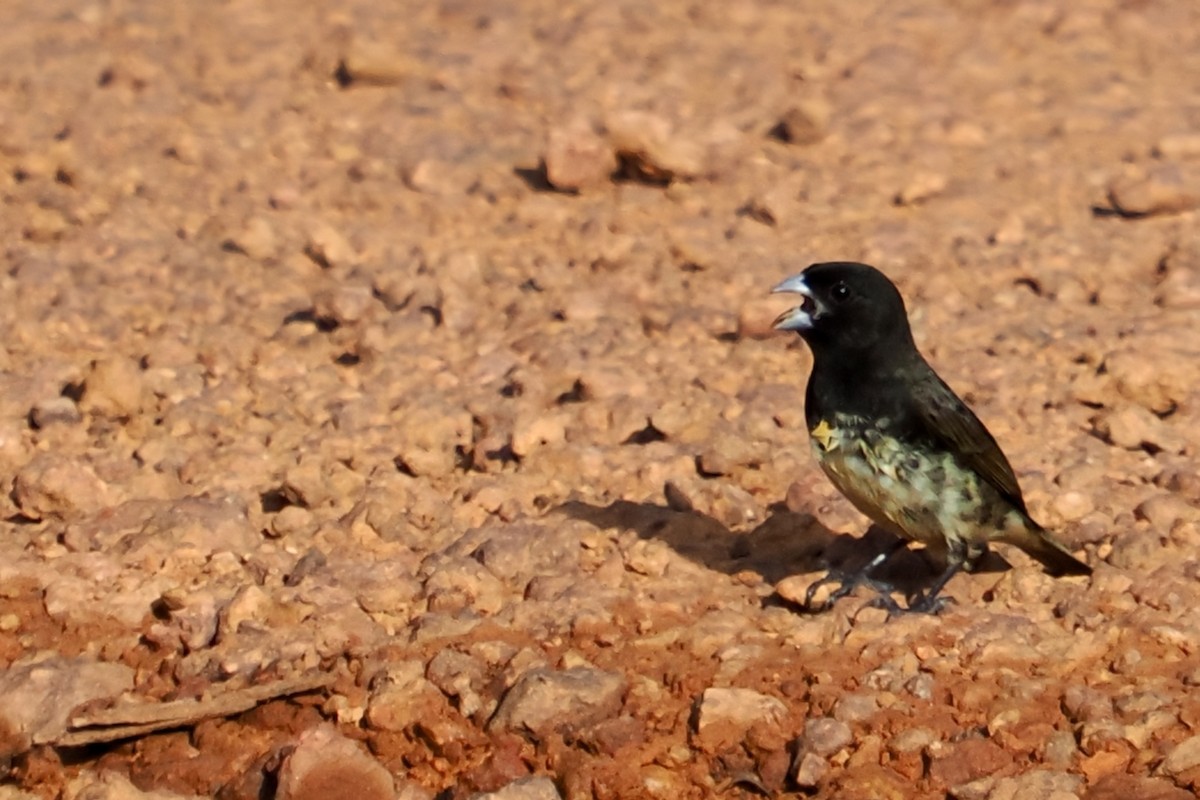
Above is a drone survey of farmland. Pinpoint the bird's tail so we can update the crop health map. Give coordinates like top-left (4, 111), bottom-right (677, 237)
top-left (1004, 520), bottom-right (1092, 577)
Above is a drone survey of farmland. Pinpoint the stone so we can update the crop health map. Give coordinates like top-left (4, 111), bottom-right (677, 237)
top-left (1154, 262), bottom-right (1200, 310)
top-left (29, 396), bottom-right (82, 428)
top-left (833, 692), bottom-right (880, 724)
top-left (12, 453), bottom-right (113, 520)
top-left (1079, 750), bottom-right (1129, 784)
top-left (469, 776), bottom-right (562, 800)
top-left (890, 727), bottom-right (937, 756)
top-left (1063, 686), bottom-right (1114, 724)
top-left (543, 121), bottom-right (617, 191)
top-left (125, 495), bottom-right (257, 559)
top-left (1086, 775), bottom-right (1194, 800)
top-left (511, 413), bottom-right (568, 457)
top-left (574, 715), bottom-right (645, 758)
top-left (23, 206), bottom-right (69, 241)
top-left (801, 717), bottom-right (853, 757)
top-left (426, 649), bottom-right (487, 718)
top-left (225, 216), bottom-right (279, 262)
top-left (0, 656), bottom-right (135, 751)
top-left (693, 687), bottom-right (788, 750)
top-left (895, 172), bottom-right (948, 205)
top-left (639, 765), bottom-right (688, 797)
top-left (772, 100), bottom-right (830, 146)
top-left (1106, 166), bottom-right (1200, 217)
top-left (774, 574), bottom-right (823, 607)
top-left (404, 158), bottom-right (477, 195)
top-left (833, 764), bottom-right (910, 799)
top-left (282, 460), bottom-right (334, 508)
top-left (740, 184), bottom-right (800, 226)
top-left (929, 738), bottom-right (1013, 788)
top-left (394, 404), bottom-right (472, 477)
top-left (66, 770), bottom-right (203, 799)
top-left (395, 783), bottom-right (436, 800)
top-left (312, 285), bottom-right (377, 326)
top-left (365, 661), bottom-right (445, 732)
top-left (1051, 491), bottom-right (1094, 523)
top-left (303, 223), bottom-right (355, 270)
top-left (605, 110), bottom-right (705, 182)
top-left (490, 667), bottom-right (625, 739)
top-left (1092, 404), bottom-right (1184, 454)
top-left (81, 357), bottom-right (146, 418)
top-left (791, 751), bottom-right (829, 788)
top-left (1104, 348), bottom-right (1195, 416)
top-left (984, 769), bottom-right (1082, 800)
top-left (990, 213), bottom-right (1027, 246)
top-left (1161, 734), bottom-right (1200, 778)
top-left (271, 505), bottom-right (317, 538)
top-left (1042, 730), bottom-right (1078, 766)
top-left (337, 40), bottom-right (421, 86)
top-left (1135, 494), bottom-right (1200, 529)
top-left (276, 725), bottom-right (394, 800)
top-left (422, 557), bottom-right (508, 615)
top-left (1154, 133), bottom-right (1200, 159)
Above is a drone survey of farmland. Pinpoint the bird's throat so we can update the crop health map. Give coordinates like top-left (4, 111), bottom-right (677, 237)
top-left (805, 346), bottom-right (920, 426)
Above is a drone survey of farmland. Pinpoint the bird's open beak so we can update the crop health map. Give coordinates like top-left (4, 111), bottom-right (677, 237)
top-left (771, 274), bottom-right (817, 331)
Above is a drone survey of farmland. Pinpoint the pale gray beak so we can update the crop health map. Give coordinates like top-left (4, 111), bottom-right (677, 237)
top-left (771, 274), bottom-right (817, 331)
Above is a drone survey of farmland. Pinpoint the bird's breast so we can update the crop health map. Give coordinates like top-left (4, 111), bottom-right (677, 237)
top-left (807, 414), bottom-right (1002, 548)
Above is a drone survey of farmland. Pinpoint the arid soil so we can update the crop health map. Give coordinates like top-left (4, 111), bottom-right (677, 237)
top-left (2, 0), bottom-right (1200, 798)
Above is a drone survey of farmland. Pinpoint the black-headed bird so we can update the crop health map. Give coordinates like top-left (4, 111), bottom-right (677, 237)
top-left (773, 261), bottom-right (1091, 612)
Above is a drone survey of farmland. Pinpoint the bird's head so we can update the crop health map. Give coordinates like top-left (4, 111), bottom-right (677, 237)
top-left (772, 261), bottom-right (915, 357)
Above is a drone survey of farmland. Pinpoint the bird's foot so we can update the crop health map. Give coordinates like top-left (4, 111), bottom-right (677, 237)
top-left (908, 592), bottom-right (955, 615)
top-left (863, 592), bottom-right (906, 616)
top-left (867, 591), bottom-right (956, 617)
top-left (804, 569), bottom-right (897, 612)
top-left (802, 570), bottom-right (852, 610)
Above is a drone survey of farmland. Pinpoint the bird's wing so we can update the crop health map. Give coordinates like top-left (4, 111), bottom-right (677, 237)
top-left (908, 366), bottom-right (1027, 512)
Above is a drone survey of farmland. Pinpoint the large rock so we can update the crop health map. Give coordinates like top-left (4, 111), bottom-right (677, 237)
top-left (1161, 734), bottom-right (1200, 781)
top-left (490, 667), bottom-right (625, 739)
top-left (0, 656), bottom-right (135, 753)
top-left (692, 687), bottom-right (788, 751)
top-left (11, 453), bottom-right (114, 520)
top-left (364, 661), bottom-right (446, 732)
top-left (276, 725), bottom-right (394, 800)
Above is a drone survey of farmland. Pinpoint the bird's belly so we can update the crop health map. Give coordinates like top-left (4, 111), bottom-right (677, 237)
top-left (809, 420), bottom-right (996, 553)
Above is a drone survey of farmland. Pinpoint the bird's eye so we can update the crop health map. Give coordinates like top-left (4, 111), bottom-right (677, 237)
top-left (831, 282), bottom-right (851, 302)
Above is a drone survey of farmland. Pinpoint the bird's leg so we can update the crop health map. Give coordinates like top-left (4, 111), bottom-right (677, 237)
top-left (913, 540), bottom-right (993, 611)
top-left (804, 537), bottom-right (909, 611)
top-left (873, 560), bottom-right (962, 616)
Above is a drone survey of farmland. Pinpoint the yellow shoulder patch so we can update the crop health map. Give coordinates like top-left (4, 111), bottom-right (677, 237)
top-left (811, 419), bottom-right (837, 451)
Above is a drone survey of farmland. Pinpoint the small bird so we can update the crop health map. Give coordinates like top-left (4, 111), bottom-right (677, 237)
top-left (772, 262), bottom-right (1091, 612)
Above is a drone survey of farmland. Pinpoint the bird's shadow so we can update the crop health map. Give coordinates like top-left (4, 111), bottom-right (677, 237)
top-left (555, 493), bottom-right (1003, 605)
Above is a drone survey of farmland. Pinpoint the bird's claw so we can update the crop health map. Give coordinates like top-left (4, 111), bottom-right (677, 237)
top-left (804, 570), bottom-right (899, 612)
top-left (867, 591), bottom-right (956, 617)
top-left (864, 592), bottom-right (906, 616)
top-left (907, 592), bottom-right (956, 615)
top-left (803, 570), bottom-right (856, 610)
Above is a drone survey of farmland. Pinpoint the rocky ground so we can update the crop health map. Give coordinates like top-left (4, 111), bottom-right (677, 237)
top-left (1, 0), bottom-right (1199, 798)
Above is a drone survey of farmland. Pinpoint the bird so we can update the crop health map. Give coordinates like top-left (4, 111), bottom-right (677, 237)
top-left (772, 261), bottom-right (1091, 613)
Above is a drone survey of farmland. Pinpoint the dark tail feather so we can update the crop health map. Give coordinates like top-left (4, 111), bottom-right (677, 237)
top-left (1008, 523), bottom-right (1092, 577)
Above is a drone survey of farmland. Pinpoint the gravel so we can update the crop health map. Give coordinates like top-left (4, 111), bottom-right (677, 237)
top-left (2, 0), bottom-right (1199, 797)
